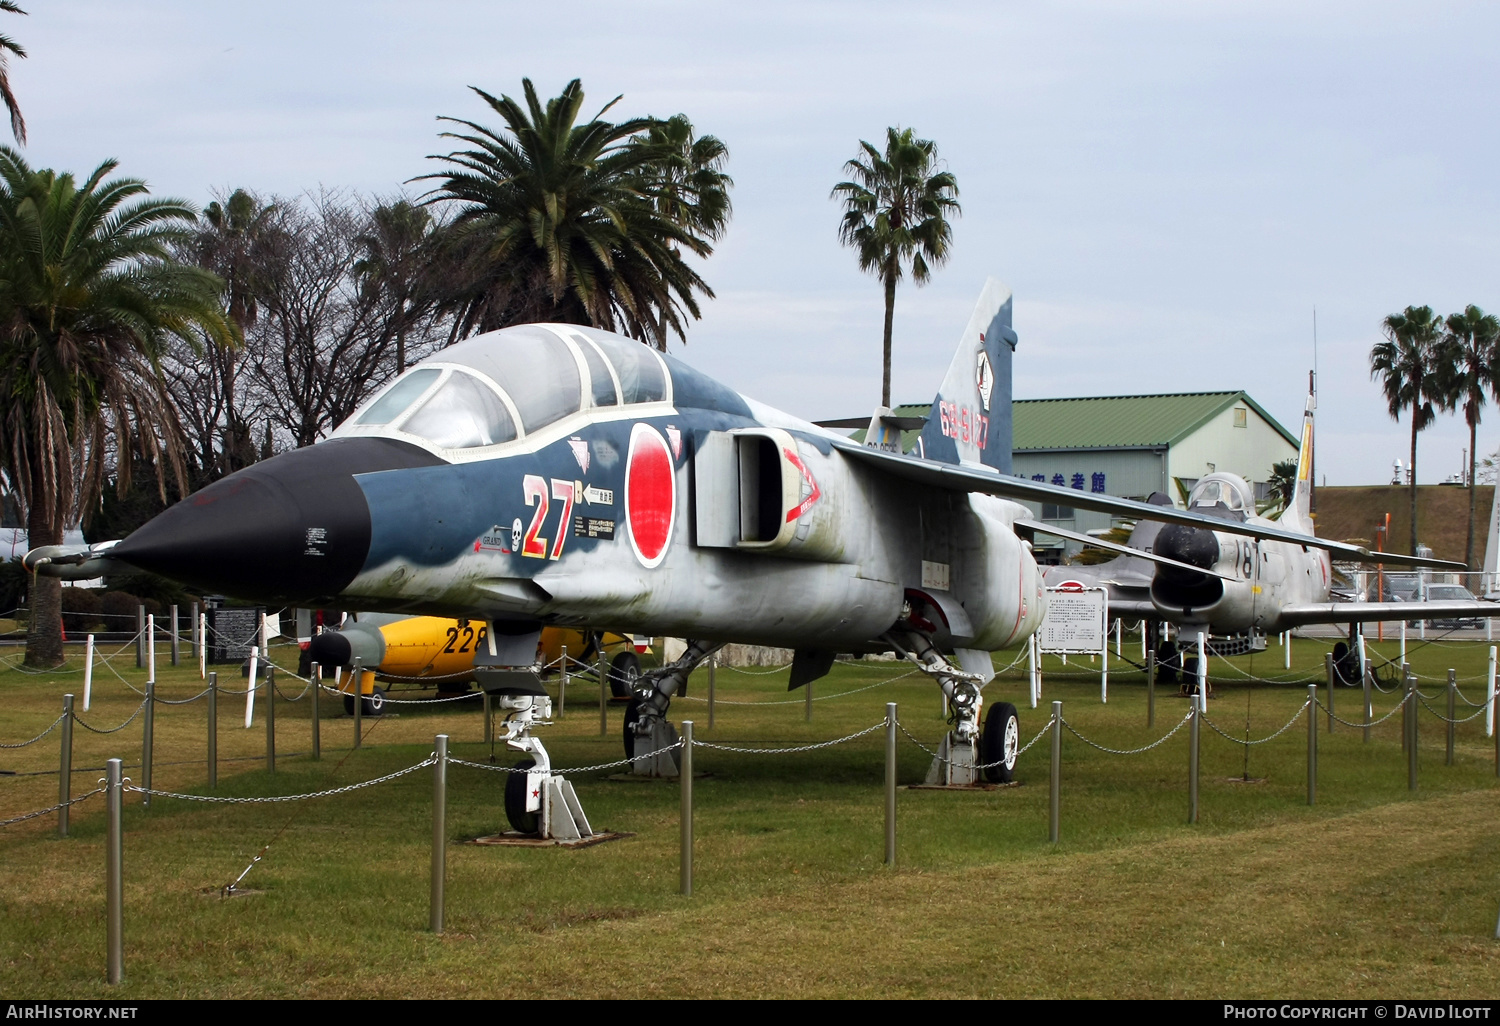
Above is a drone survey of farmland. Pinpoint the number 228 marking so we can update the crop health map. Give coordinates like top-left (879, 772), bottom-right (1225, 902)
top-left (521, 475), bottom-right (577, 560)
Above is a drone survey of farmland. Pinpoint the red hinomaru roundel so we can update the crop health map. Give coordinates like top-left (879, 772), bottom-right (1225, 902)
top-left (625, 423), bottom-right (675, 568)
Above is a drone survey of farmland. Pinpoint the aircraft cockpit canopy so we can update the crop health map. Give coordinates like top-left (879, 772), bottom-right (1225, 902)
top-left (1187, 474), bottom-right (1253, 516)
top-left (335, 324), bottom-right (671, 453)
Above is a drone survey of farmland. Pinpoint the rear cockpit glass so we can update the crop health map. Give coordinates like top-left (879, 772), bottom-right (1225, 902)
top-left (357, 368), bottom-right (441, 426)
top-left (463, 326), bottom-right (582, 433)
top-left (587, 332), bottom-right (665, 403)
top-left (401, 370), bottom-right (517, 449)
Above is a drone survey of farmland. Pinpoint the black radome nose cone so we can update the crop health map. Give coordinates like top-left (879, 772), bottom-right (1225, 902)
top-left (307, 630), bottom-right (352, 670)
top-left (1154, 524), bottom-right (1220, 572)
top-left (111, 437), bottom-right (444, 605)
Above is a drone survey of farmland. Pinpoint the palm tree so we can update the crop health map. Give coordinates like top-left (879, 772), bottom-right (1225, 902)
top-left (189, 188), bottom-right (276, 475)
top-left (1442, 304), bottom-right (1500, 570)
top-left (354, 199), bottom-right (436, 373)
top-left (0, 147), bottom-right (234, 665)
top-left (0, 2), bottom-right (25, 145)
top-left (1370, 305), bottom-right (1450, 556)
top-left (420, 79), bottom-right (720, 347)
top-left (832, 127), bottom-right (960, 407)
top-left (636, 114), bottom-right (732, 350)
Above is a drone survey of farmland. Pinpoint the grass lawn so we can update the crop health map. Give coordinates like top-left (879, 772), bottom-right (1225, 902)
top-left (2, 629), bottom-right (1499, 998)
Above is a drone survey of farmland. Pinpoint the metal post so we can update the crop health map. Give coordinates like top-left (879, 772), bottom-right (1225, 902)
top-left (1115, 617), bottom-right (1122, 657)
top-left (265, 666), bottom-right (275, 775)
top-left (1050, 700), bottom-right (1062, 844)
top-left (105, 758), bottom-right (123, 985)
top-left (1489, 646), bottom-right (1498, 739)
top-left (83, 633), bottom-right (94, 714)
top-left (1328, 655), bottom-right (1335, 733)
top-left (1147, 644), bottom-right (1156, 728)
top-left (1402, 662), bottom-right (1411, 754)
top-left (598, 651), bottom-right (608, 736)
top-left (559, 645), bottom-right (568, 718)
top-left (1196, 631), bottom-right (1208, 713)
top-left (680, 720), bottom-right (694, 897)
top-left (1447, 669), bottom-right (1457, 767)
top-left (58, 694), bottom-right (73, 838)
top-left (146, 614), bottom-right (155, 684)
top-left (483, 689), bottom-right (492, 750)
top-left (170, 604), bottom-right (180, 667)
top-left (431, 734), bottom-right (447, 934)
top-left (310, 662), bottom-right (321, 761)
top-left (352, 656), bottom-right (363, 748)
top-left (1188, 700), bottom-right (1200, 824)
top-left (884, 702), bottom-right (897, 865)
top-left (1101, 639), bottom-right (1108, 704)
top-left (141, 682), bottom-right (154, 810)
top-left (135, 604), bottom-right (144, 668)
top-left (245, 646), bottom-right (258, 729)
top-left (708, 655), bottom-right (716, 731)
top-left (1401, 619), bottom-right (1407, 665)
top-left (207, 672), bottom-right (217, 789)
top-left (1307, 684), bottom-right (1317, 806)
top-left (190, 602), bottom-right (200, 663)
top-left (1407, 670), bottom-right (1418, 792)
top-left (805, 680), bottom-right (813, 722)
top-left (198, 612), bottom-right (207, 680)
top-left (1363, 662), bottom-right (1373, 745)
top-left (1285, 630), bottom-right (1292, 671)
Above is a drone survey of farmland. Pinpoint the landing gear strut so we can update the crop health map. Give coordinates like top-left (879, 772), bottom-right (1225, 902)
top-left (626, 639), bottom-right (724, 777)
top-left (883, 629), bottom-right (1013, 786)
top-left (493, 691), bottom-right (596, 839)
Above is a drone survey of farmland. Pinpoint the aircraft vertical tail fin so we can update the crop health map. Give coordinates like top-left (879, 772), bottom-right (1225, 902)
top-left (1283, 388), bottom-right (1315, 532)
top-left (916, 278), bottom-right (1017, 471)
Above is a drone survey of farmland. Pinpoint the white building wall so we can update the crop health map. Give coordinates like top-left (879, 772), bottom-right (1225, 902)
top-left (1166, 403), bottom-right (1298, 504)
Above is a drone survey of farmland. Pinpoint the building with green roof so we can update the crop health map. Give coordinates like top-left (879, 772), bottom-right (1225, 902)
top-left (881, 390), bottom-right (1298, 561)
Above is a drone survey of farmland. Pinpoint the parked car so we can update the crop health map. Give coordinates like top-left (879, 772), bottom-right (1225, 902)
top-left (1423, 583), bottom-right (1484, 629)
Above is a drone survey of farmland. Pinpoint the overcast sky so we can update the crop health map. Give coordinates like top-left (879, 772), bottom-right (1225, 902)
top-left (15, 1), bottom-right (1500, 486)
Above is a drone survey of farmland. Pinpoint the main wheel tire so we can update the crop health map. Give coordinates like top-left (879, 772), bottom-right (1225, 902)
top-left (981, 701), bottom-right (1020, 784)
top-left (1332, 641), bottom-right (1360, 686)
top-left (1181, 656), bottom-right (1200, 693)
top-left (504, 758), bottom-right (539, 834)
top-left (623, 697), bottom-right (641, 759)
top-left (362, 686), bottom-right (386, 717)
top-left (1156, 641), bottom-right (1179, 684)
top-left (609, 652), bottom-right (641, 698)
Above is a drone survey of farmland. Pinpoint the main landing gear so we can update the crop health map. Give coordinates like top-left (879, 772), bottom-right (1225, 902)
top-left (884, 629), bottom-right (1018, 786)
top-left (494, 691), bottom-right (597, 840)
top-left (625, 639), bottom-right (725, 777)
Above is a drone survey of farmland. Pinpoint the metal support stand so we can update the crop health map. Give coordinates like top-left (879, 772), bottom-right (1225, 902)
top-left (83, 635), bottom-right (94, 711)
top-left (497, 693), bottom-right (597, 840)
top-left (680, 720), bottom-right (693, 896)
top-left (708, 656), bottom-right (716, 731)
top-left (884, 703), bottom-right (896, 865)
top-left (207, 672), bottom-right (217, 789)
top-left (1307, 684), bottom-right (1317, 805)
top-left (559, 645), bottom-right (568, 718)
top-left (310, 663), bottom-right (321, 761)
top-left (106, 758), bottom-right (123, 985)
top-left (170, 604), bottom-right (180, 667)
top-left (146, 614), bottom-right (155, 684)
top-left (58, 694), bottom-right (73, 838)
top-left (141, 682), bottom-right (154, 810)
top-left (1050, 700), bottom-right (1062, 844)
top-left (265, 667), bottom-right (276, 775)
top-left (1363, 663), bottom-right (1373, 745)
top-left (431, 734), bottom-right (447, 934)
top-left (805, 679), bottom-right (813, 722)
top-left (1188, 699), bottom-right (1200, 824)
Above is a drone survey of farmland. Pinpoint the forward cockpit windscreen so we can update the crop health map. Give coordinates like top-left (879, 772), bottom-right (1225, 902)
top-left (335, 324), bottom-right (671, 451)
top-left (1189, 475), bottom-right (1251, 513)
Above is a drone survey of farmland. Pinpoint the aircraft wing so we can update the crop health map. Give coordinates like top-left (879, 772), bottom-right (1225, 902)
top-left (832, 441), bottom-right (1463, 571)
top-left (1276, 601), bottom-right (1500, 628)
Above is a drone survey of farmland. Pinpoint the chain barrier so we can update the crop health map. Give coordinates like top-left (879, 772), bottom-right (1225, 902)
top-left (895, 717), bottom-right (1053, 769)
top-left (0, 787), bottom-right (105, 828)
top-left (308, 680), bottom-right (479, 705)
top-left (450, 741), bottom-right (684, 776)
top-left (154, 687), bottom-right (214, 706)
top-left (1201, 701), bottom-right (1311, 746)
top-left (717, 662), bottom-right (795, 676)
top-left (1454, 686), bottom-right (1490, 708)
top-left (1417, 695), bottom-right (1491, 725)
top-left (272, 677), bottom-right (314, 702)
top-left (125, 757), bottom-right (437, 804)
top-left (697, 721), bottom-right (886, 755)
top-left (0, 712), bottom-right (68, 748)
top-left (1062, 710), bottom-right (1194, 755)
top-left (1316, 697), bottom-right (1409, 730)
top-left (71, 700), bottom-right (148, 735)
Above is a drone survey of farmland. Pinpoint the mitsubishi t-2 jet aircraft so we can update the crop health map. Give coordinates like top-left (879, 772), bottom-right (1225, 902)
top-left (1032, 388), bottom-right (1497, 687)
top-left (27, 278), bottom-right (1458, 833)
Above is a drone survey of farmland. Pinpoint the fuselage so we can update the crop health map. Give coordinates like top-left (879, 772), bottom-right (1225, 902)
top-left (111, 324), bottom-right (1046, 656)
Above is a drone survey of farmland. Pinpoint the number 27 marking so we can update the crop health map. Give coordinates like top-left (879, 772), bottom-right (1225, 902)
top-left (522, 475), bottom-right (576, 560)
